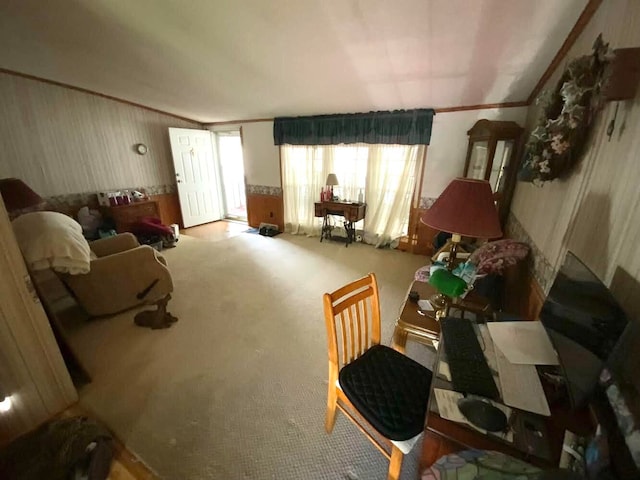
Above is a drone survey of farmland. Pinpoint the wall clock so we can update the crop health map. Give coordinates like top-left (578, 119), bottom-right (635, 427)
top-left (135, 143), bottom-right (148, 155)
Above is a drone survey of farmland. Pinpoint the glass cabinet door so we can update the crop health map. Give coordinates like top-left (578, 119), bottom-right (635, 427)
top-left (464, 119), bottom-right (524, 227)
top-left (489, 140), bottom-right (514, 194)
top-left (466, 141), bottom-right (489, 180)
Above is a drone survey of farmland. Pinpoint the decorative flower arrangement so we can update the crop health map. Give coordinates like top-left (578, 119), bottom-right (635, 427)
top-left (519, 35), bottom-right (614, 185)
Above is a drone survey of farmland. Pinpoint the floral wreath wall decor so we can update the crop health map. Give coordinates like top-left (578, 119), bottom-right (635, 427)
top-left (519, 35), bottom-right (614, 185)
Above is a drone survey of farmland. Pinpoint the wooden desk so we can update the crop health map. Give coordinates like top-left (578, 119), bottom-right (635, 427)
top-left (421, 327), bottom-right (593, 471)
top-left (392, 280), bottom-right (492, 353)
top-left (314, 201), bottom-right (366, 246)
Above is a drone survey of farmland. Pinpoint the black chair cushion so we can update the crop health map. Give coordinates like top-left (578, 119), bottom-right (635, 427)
top-left (338, 344), bottom-right (432, 441)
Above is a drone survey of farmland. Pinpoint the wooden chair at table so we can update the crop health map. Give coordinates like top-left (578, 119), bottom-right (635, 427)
top-left (323, 273), bottom-right (433, 480)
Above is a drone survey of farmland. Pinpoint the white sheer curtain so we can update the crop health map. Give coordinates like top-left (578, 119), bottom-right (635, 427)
top-left (281, 143), bottom-right (424, 247)
top-left (364, 144), bottom-right (423, 247)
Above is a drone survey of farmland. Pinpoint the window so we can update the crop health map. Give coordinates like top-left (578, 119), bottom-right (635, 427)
top-left (281, 143), bottom-right (424, 247)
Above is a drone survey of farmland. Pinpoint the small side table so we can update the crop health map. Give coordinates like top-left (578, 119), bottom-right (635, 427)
top-left (314, 201), bottom-right (366, 247)
top-left (392, 280), bottom-right (492, 353)
top-left (392, 281), bottom-right (441, 353)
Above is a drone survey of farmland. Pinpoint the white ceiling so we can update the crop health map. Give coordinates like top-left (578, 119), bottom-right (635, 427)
top-left (0, 0), bottom-right (587, 123)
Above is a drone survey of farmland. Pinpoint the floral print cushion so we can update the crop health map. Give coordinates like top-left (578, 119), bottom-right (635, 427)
top-left (421, 449), bottom-right (540, 479)
top-left (415, 265), bottom-right (431, 283)
top-left (469, 239), bottom-right (530, 276)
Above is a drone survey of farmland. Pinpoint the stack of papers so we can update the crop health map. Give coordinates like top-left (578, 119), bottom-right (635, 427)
top-left (486, 322), bottom-right (557, 416)
top-left (486, 322), bottom-right (558, 365)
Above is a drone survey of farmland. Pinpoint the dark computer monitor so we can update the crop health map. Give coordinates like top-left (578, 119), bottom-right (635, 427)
top-left (540, 251), bottom-right (630, 408)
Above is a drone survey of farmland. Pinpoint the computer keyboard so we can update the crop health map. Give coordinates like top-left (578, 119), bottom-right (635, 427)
top-left (441, 317), bottom-right (500, 400)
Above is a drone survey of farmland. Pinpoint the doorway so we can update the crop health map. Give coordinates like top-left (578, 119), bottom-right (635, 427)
top-left (216, 130), bottom-right (247, 221)
top-left (168, 127), bottom-right (224, 228)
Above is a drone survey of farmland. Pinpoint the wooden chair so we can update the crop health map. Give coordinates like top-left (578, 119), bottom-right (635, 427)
top-left (323, 273), bottom-right (432, 480)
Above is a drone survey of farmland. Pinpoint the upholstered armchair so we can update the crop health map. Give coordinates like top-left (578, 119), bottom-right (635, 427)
top-left (61, 233), bottom-right (173, 317)
top-left (12, 211), bottom-right (173, 318)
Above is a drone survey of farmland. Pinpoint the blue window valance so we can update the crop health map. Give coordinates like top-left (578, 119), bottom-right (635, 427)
top-left (273, 108), bottom-right (435, 146)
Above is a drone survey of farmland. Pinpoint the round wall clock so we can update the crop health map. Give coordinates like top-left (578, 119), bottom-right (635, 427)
top-left (135, 143), bottom-right (148, 155)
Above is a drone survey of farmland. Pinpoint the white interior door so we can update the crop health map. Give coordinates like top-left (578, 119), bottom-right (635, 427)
top-left (169, 127), bottom-right (223, 228)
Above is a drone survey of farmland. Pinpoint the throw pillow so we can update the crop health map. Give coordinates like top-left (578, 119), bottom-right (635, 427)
top-left (12, 211), bottom-right (91, 274)
top-left (469, 239), bottom-right (529, 276)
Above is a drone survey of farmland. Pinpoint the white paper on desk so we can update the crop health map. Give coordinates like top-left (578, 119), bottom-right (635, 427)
top-left (438, 361), bottom-right (452, 381)
top-left (434, 389), bottom-right (514, 442)
top-left (418, 299), bottom-right (434, 311)
top-left (433, 388), bottom-right (467, 423)
top-left (487, 321), bottom-right (559, 365)
top-left (494, 345), bottom-right (551, 416)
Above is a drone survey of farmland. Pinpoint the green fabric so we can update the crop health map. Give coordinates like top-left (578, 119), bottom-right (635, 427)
top-left (429, 268), bottom-right (467, 298)
top-left (273, 109), bottom-right (435, 146)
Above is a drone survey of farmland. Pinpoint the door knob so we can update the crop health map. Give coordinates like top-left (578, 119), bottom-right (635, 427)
top-left (177, 180), bottom-right (182, 183)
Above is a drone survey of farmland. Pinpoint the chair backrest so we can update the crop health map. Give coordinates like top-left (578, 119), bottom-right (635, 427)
top-left (323, 273), bottom-right (381, 370)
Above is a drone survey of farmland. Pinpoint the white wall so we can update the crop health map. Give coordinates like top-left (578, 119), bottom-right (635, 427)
top-left (422, 106), bottom-right (529, 199)
top-left (209, 109), bottom-right (530, 195)
top-left (0, 72), bottom-right (200, 197)
top-left (209, 121), bottom-right (280, 188)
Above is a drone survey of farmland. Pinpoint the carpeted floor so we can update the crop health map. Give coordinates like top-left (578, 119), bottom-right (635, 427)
top-left (67, 233), bottom-right (435, 480)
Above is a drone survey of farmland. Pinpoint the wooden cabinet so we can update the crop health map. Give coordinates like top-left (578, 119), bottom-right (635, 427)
top-left (398, 206), bottom-right (438, 256)
top-left (105, 200), bottom-right (160, 233)
top-left (313, 201), bottom-right (366, 222)
top-left (463, 120), bottom-right (523, 227)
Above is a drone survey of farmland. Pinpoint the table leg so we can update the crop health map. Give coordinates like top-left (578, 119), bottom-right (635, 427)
top-left (321, 214), bottom-right (330, 242)
top-left (392, 324), bottom-right (408, 354)
top-left (344, 220), bottom-right (355, 247)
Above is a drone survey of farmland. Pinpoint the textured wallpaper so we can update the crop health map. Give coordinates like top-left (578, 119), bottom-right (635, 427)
top-left (510, 0), bottom-right (640, 303)
top-left (0, 72), bottom-right (200, 197)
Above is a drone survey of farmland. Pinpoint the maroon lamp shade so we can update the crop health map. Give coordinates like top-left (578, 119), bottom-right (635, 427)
top-left (0, 178), bottom-right (45, 213)
top-left (421, 178), bottom-right (502, 238)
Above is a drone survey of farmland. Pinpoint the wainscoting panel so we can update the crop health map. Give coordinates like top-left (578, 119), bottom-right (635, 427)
top-left (152, 193), bottom-right (183, 228)
top-left (503, 261), bottom-right (546, 321)
top-left (398, 206), bottom-right (438, 256)
top-left (246, 194), bottom-right (284, 231)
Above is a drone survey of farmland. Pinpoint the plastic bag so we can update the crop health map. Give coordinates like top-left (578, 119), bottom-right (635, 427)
top-left (77, 207), bottom-right (103, 239)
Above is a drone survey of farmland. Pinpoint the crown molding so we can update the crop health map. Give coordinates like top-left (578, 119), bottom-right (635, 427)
top-left (527, 0), bottom-right (603, 104)
top-left (0, 68), bottom-right (203, 125)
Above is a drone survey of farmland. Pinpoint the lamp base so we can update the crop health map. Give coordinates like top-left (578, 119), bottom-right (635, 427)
top-left (429, 292), bottom-right (451, 321)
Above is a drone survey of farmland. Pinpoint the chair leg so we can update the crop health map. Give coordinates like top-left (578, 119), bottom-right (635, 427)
top-left (325, 386), bottom-right (338, 433)
top-left (387, 445), bottom-right (403, 480)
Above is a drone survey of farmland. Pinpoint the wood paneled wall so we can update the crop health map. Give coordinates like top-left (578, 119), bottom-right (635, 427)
top-left (0, 197), bottom-right (77, 447)
top-left (246, 194), bottom-right (284, 231)
top-left (511, 0), bottom-right (640, 300)
top-left (503, 261), bottom-right (546, 320)
top-left (151, 193), bottom-right (183, 228)
top-left (0, 72), bottom-right (199, 197)
top-left (398, 206), bottom-right (438, 256)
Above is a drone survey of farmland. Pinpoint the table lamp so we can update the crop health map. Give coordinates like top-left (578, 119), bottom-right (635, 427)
top-left (325, 173), bottom-right (339, 200)
top-left (421, 178), bottom-right (502, 309)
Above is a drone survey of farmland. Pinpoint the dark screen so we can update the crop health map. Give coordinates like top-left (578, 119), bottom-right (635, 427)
top-left (540, 251), bottom-right (629, 407)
